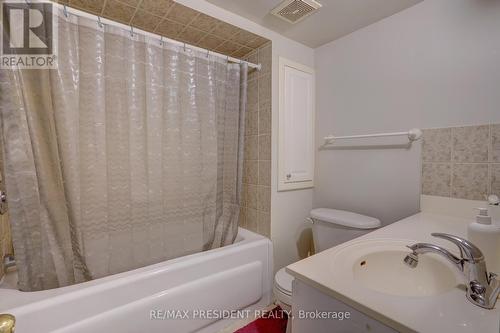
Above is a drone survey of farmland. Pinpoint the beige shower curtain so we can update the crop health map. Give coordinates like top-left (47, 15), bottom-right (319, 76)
top-left (0, 9), bottom-right (247, 291)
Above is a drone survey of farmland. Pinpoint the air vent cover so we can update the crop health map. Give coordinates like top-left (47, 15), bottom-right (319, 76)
top-left (271, 0), bottom-right (322, 24)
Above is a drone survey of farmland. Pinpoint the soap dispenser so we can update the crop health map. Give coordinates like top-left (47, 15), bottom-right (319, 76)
top-left (468, 208), bottom-right (500, 275)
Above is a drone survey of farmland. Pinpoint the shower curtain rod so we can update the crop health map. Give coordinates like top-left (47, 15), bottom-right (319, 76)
top-left (54, 3), bottom-right (262, 71)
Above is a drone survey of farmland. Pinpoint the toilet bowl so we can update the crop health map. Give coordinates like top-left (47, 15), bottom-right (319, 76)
top-left (273, 267), bottom-right (293, 312)
top-left (273, 208), bottom-right (381, 329)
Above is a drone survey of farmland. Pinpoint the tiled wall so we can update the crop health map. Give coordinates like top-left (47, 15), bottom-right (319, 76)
top-left (239, 42), bottom-right (272, 237)
top-left (0, 149), bottom-right (12, 280)
top-left (53, 0), bottom-right (270, 58)
top-left (422, 124), bottom-right (500, 200)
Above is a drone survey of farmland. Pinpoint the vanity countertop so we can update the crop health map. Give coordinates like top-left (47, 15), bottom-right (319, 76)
top-left (286, 211), bottom-right (500, 333)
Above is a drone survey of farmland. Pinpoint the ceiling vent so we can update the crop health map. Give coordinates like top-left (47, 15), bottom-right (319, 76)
top-left (271, 0), bottom-right (322, 24)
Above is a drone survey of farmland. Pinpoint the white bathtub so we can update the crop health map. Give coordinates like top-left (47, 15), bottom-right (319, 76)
top-left (0, 228), bottom-right (273, 333)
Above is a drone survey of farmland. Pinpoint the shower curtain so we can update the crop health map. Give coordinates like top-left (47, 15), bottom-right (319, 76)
top-left (0, 9), bottom-right (247, 291)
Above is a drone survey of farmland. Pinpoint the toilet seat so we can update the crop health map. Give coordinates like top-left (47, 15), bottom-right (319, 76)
top-left (274, 268), bottom-right (294, 307)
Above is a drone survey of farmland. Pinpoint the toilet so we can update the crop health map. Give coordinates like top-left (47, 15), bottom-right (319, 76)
top-left (273, 208), bottom-right (381, 327)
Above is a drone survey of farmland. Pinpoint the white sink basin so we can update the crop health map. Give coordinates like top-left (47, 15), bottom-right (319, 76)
top-left (331, 239), bottom-right (462, 297)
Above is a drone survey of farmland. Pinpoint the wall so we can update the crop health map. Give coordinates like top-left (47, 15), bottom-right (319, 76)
top-left (178, 0), bottom-right (315, 271)
top-left (239, 42), bottom-right (272, 238)
top-left (314, 0), bottom-right (500, 225)
top-left (0, 148), bottom-right (12, 280)
top-left (422, 124), bottom-right (500, 200)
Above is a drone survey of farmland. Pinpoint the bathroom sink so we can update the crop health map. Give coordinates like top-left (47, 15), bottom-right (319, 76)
top-left (331, 239), bottom-right (462, 297)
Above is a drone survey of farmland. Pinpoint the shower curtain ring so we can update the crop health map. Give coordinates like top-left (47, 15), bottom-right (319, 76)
top-left (183, 43), bottom-right (186, 52)
top-left (130, 26), bottom-right (134, 37)
top-left (97, 16), bottom-right (103, 28)
top-left (159, 36), bottom-right (163, 46)
top-left (206, 49), bottom-right (210, 58)
top-left (63, 4), bottom-right (68, 17)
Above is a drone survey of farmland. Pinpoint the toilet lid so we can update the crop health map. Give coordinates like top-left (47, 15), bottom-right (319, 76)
top-left (275, 268), bottom-right (294, 295)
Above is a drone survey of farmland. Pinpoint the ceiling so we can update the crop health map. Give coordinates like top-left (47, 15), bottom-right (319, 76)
top-left (205, 0), bottom-right (423, 48)
top-left (53, 0), bottom-right (270, 58)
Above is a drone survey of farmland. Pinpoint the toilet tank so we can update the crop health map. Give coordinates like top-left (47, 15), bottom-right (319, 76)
top-left (311, 208), bottom-right (381, 253)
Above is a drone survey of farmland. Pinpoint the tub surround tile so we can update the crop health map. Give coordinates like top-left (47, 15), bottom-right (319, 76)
top-left (422, 128), bottom-right (451, 162)
top-left (452, 164), bottom-right (489, 200)
top-left (258, 74), bottom-right (271, 103)
top-left (422, 163), bottom-right (451, 197)
top-left (102, 0), bottom-right (136, 25)
top-left (246, 161), bottom-right (258, 185)
top-left (247, 185), bottom-right (258, 210)
top-left (258, 135), bottom-right (271, 161)
top-left (491, 164), bottom-right (500, 196)
top-left (259, 43), bottom-right (272, 75)
top-left (258, 211), bottom-right (271, 238)
top-left (258, 105), bottom-right (271, 135)
top-left (139, 0), bottom-right (173, 16)
top-left (241, 44), bottom-right (272, 238)
top-left (257, 186), bottom-right (271, 212)
top-left (246, 208), bottom-right (258, 231)
top-left (258, 160), bottom-right (271, 186)
top-left (245, 109), bottom-right (258, 136)
top-left (56, 0), bottom-right (270, 59)
top-left (131, 10), bottom-right (161, 31)
top-left (452, 125), bottom-right (489, 162)
top-left (491, 124), bottom-right (500, 162)
top-left (244, 135), bottom-right (259, 161)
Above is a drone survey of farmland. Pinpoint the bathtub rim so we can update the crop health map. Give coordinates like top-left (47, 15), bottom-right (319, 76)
top-left (0, 227), bottom-right (272, 311)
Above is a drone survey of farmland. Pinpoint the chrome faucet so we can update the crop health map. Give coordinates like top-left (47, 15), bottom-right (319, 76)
top-left (404, 233), bottom-right (499, 309)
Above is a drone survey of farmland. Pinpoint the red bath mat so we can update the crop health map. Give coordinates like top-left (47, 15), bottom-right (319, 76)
top-left (234, 306), bottom-right (288, 333)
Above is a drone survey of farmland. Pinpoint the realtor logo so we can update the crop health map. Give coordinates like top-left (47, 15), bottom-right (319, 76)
top-left (1, 0), bottom-right (58, 68)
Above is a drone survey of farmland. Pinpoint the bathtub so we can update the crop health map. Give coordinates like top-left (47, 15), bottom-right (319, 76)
top-left (0, 228), bottom-right (273, 333)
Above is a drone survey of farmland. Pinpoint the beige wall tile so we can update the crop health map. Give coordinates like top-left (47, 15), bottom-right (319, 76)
top-left (60, 0), bottom-right (270, 60)
top-left (244, 135), bottom-right (259, 161)
top-left (258, 104), bottom-right (271, 135)
top-left (241, 184), bottom-right (248, 207)
top-left (258, 160), bottom-right (271, 186)
top-left (131, 10), bottom-right (161, 31)
top-left (258, 211), bottom-right (271, 238)
top-left (196, 34), bottom-right (225, 51)
top-left (452, 125), bottom-right (489, 162)
top-left (155, 19), bottom-right (185, 38)
top-left (491, 164), bottom-right (500, 196)
top-left (117, 0), bottom-right (141, 7)
top-left (422, 163), bottom-right (451, 197)
top-left (247, 185), bottom-right (258, 209)
top-left (422, 128), bottom-right (452, 162)
top-left (166, 3), bottom-right (199, 25)
top-left (258, 74), bottom-right (271, 103)
top-left (211, 22), bottom-right (237, 40)
top-left (215, 41), bottom-right (241, 56)
top-left (259, 43), bottom-right (272, 75)
top-left (239, 207), bottom-right (247, 228)
top-left (421, 124), bottom-right (500, 199)
top-left (246, 208), bottom-right (258, 231)
top-left (452, 163), bottom-right (489, 200)
top-left (178, 26), bottom-right (205, 44)
top-left (69, 0), bottom-right (104, 14)
top-left (247, 79), bottom-right (258, 106)
top-left (491, 124), bottom-right (500, 162)
top-left (245, 109), bottom-right (258, 136)
top-left (246, 160), bottom-right (258, 185)
top-left (139, 0), bottom-right (173, 17)
top-left (102, 0), bottom-right (136, 24)
top-left (258, 135), bottom-right (271, 161)
top-left (232, 47), bottom-right (252, 58)
top-left (189, 13), bottom-right (219, 32)
top-left (257, 186), bottom-right (271, 212)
